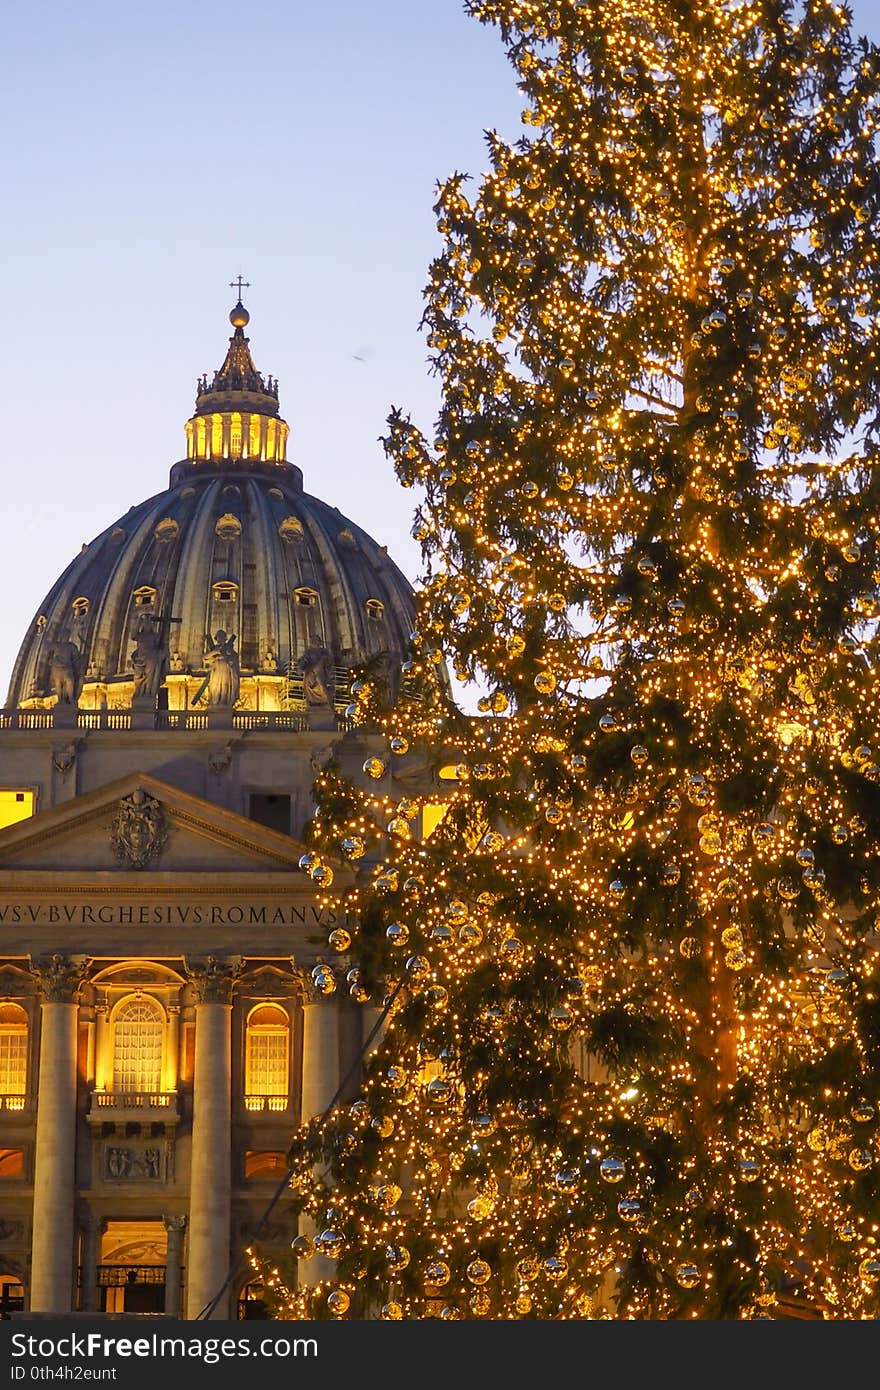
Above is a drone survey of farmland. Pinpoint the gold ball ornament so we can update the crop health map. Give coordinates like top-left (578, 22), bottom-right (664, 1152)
top-left (467, 1258), bottom-right (492, 1285)
top-left (327, 1290), bottom-right (350, 1316)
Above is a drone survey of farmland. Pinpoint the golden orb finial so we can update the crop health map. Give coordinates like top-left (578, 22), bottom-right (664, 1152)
top-left (230, 301), bottom-right (250, 329)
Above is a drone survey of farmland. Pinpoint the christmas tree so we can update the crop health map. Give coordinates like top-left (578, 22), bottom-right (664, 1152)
top-left (274, 0), bottom-right (880, 1318)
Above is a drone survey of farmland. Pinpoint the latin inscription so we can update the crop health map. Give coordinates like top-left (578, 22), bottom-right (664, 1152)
top-left (0, 902), bottom-right (337, 927)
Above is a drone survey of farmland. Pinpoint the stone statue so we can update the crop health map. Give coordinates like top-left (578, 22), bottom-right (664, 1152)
top-left (130, 618), bottom-right (169, 700)
top-left (363, 649), bottom-right (402, 710)
top-left (298, 642), bottom-right (335, 707)
top-left (47, 639), bottom-right (84, 705)
top-left (191, 630), bottom-right (240, 707)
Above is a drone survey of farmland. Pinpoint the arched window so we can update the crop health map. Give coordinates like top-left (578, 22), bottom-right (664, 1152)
top-left (112, 996), bottom-right (163, 1094)
top-left (245, 1004), bottom-right (289, 1110)
top-left (0, 1004), bottom-right (28, 1106)
top-left (365, 598), bottom-right (385, 621)
top-left (293, 587), bottom-right (318, 608)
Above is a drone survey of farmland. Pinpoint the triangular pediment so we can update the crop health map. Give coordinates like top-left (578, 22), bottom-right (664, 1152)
top-left (0, 771), bottom-right (312, 874)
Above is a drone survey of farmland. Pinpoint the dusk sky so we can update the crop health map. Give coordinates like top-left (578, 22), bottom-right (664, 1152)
top-left (2, 0), bottom-right (879, 702)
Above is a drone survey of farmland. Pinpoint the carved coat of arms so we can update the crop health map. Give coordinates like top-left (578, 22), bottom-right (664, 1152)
top-left (111, 789), bottom-right (167, 869)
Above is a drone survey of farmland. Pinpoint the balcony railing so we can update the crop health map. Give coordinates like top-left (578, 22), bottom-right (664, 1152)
top-left (0, 708), bottom-right (353, 734)
top-left (93, 1266), bottom-right (171, 1287)
top-left (91, 1091), bottom-right (176, 1109)
top-left (0, 1094), bottom-right (26, 1112)
top-left (243, 1095), bottom-right (288, 1113)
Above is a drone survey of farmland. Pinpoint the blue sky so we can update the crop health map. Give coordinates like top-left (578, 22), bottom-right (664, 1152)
top-left (1, 0), bottom-right (879, 701)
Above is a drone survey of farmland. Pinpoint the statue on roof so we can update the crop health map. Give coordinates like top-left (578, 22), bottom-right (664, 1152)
top-left (131, 617), bottom-right (170, 701)
top-left (194, 629), bottom-right (240, 707)
top-left (47, 638), bottom-right (84, 706)
top-left (298, 640), bottom-right (335, 708)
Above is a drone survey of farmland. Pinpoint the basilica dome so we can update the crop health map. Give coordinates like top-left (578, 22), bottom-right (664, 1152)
top-left (6, 302), bottom-right (415, 714)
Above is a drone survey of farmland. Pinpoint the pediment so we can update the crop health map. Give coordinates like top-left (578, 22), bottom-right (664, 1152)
top-left (0, 771), bottom-right (310, 874)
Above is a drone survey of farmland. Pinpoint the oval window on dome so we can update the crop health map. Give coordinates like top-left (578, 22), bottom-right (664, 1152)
top-left (180, 485), bottom-right (196, 499)
top-left (365, 598), bottom-right (385, 621)
top-left (213, 582), bottom-right (239, 604)
top-left (279, 516), bottom-right (304, 543)
top-left (293, 587), bottom-right (318, 608)
top-left (154, 518), bottom-right (179, 544)
top-left (223, 485), bottom-right (240, 499)
top-left (268, 487), bottom-right (284, 500)
top-left (133, 585), bottom-right (157, 609)
top-left (338, 528), bottom-right (357, 547)
top-left (72, 596), bottom-right (90, 617)
top-left (215, 513), bottom-right (242, 540)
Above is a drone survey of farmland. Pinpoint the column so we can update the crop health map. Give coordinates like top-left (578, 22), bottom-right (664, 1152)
top-left (361, 1003), bottom-right (387, 1062)
top-left (94, 1002), bottom-right (111, 1092)
top-left (183, 957), bottom-right (241, 1320)
top-left (79, 1213), bottom-right (104, 1313)
top-left (164, 1005), bottom-right (180, 1094)
top-left (163, 1215), bottom-right (187, 1318)
top-left (29, 955), bottom-right (89, 1313)
top-left (298, 987), bottom-right (340, 1288)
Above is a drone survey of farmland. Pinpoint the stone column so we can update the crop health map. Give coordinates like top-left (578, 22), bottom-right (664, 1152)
top-left (79, 1212), bottom-right (104, 1313)
top-left (164, 1005), bottom-right (180, 1094)
top-left (29, 955), bottom-right (89, 1313)
top-left (361, 1003), bottom-right (387, 1062)
top-left (94, 1002), bottom-right (111, 1092)
top-left (298, 985), bottom-right (340, 1288)
top-left (163, 1215), bottom-right (187, 1317)
top-left (183, 957), bottom-right (241, 1320)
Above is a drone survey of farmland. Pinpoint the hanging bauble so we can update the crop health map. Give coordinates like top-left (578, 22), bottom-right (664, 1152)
top-left (738, 1159), bottom-right (760, 1182)
top-left (328, 928), bottom-right (352, 953)
top-left (390, 736), bottom-right (410, 755)
top-left (851, 1101), bottom-right (876, 1123)
top-left (517, 1256), bottom-right (540, 1282)
top-left (362, 757), bottom-right (387, 779)
top-left (386, 922), bottom-right (410, 948)
top-left (386, 1244), bottom-right (410, 1272)
top-left (319, 1230), bottom-right (344, 1258)
top-left (446, 899), bottom-right (469, 924)
top-left (630, 745), bottom-right (649, 766)
top-left (371, 1115), bottom-right (395, 1138)
top-left (544, 1256), bottom-right (568, 1282)
top-left (679, 936), bottom-right (701, 958)
top-left (327, 1290), bottom-right (350, 1316)
top-left (661, 863), bottom-right (681, 886)
top-left (381, 1302), bottom-right (403, 1320)
top-left (674, 1264), bottom-right (701, 1290)
top-left (311, 964), bottom-right (336, 995)
top-left (290, 1235), bottom-right (315, 1259)
top-left (617, 1198), bottom-right (642, 1222)
top-left (430, 923), bottom-right (454, 945)
top-left (848, 1148), bottom-right (873, 1171)
top-left (311, 864), bottom-right (334, 888)
top-left (340, 836), bottom-right (365, 860)
top-left (600, 1157), bottom-right (626, 1184)
top-left (406, 954), bottom-right (430, 978)
top-left (466, 1258), bottom-right (492, 1285)
top-left (425, 1261), bottom-right (451, 1288)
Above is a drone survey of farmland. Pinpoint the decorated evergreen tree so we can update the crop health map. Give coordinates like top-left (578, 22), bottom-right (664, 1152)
top-left (271, 0), bottom-right (880, 1318)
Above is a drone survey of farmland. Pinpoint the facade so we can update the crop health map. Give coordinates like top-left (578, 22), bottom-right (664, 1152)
top-left (0, 301), bottom-right (424, 1319)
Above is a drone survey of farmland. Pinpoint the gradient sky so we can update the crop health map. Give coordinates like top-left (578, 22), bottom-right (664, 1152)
top-left (1, 0), bottom-right (879, 702)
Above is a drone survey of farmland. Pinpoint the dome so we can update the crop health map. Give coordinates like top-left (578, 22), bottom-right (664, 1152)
top-left (6, 301), bottom-right (415, 714)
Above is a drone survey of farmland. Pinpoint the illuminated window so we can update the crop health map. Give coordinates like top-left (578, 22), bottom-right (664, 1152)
top-left (72, 596), bottom-right (90, 617)
top-left (0, 790), bottom-right (35, 831)
top-left (0, 1150), bottom-right (24, 1178)
top-left (279, 516), bottom-right (304, 543)
top-left (293, 587), bottom-right (318, 608)
top-left (266, 419), bottom-right (277, 460)
top-left (422, 804), bottom-right (450, 839)
top-left (249, 415), bottom-right (262, 459)
top-left (230, 412), bottom-right (242, 457)
top-left (35, 614), bottom-right (47, 633)
top-left (245, 1005), bottom-right (289, 1102)
top-left (196, 418), bottom-right (207, 457)
top-left (0, 1004), bottom-right (28, 1102)
top-left (244, 1150), bottom-right (288, 1180)
top-left (112, 996), bottom-right (163, 1093)
top-left (212, 582), bottom-right (238, 604)
top-left (365, 598), bottom-right (385, 621)
top-left (133, 586), bottom-right (157, 608)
